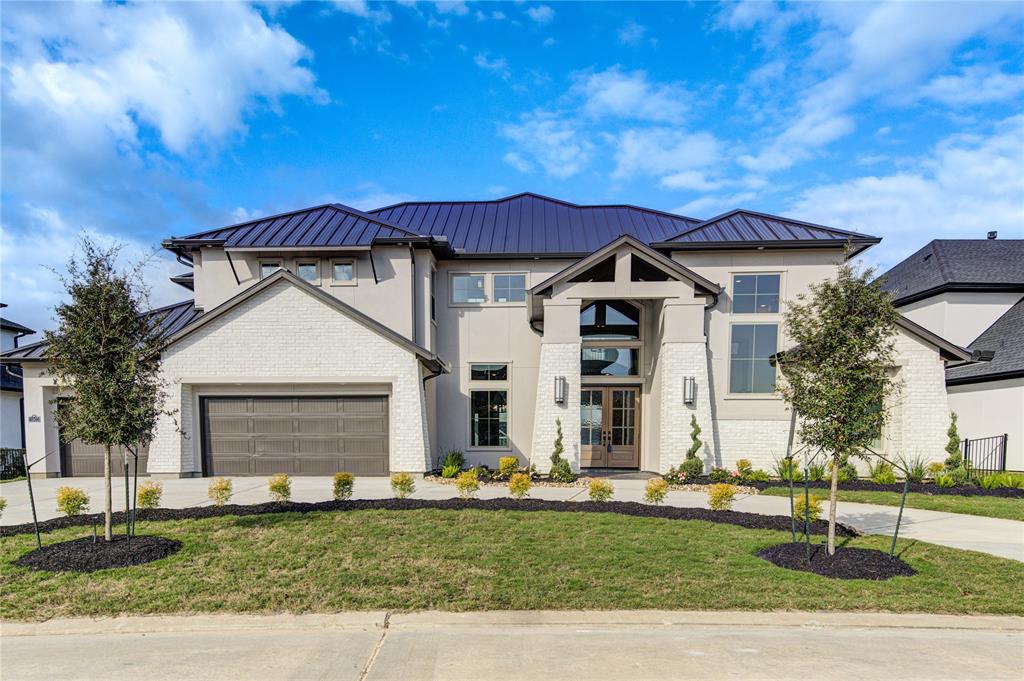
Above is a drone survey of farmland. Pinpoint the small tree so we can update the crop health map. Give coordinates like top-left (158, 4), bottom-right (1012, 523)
top-left (46, 238), bottom-right (166, 541)
top-left (944, 412), bottom-right (962, 469)
top-left (686, 414), bottom-right (702, 458)
top-left (775, 259), bottom-right (900, 555)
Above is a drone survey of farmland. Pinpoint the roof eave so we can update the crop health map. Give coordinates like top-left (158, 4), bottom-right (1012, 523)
top-left (891, 282), bottom-right (1024, 307)
top-left (652, 237), bottom-right (881, 255)
top-left (946, 369), bottom-right (1024, 387)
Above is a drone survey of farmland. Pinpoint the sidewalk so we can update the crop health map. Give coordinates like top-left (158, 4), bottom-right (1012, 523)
top-left (3, 610), bottom-right (1022, 680)
top-left (2, 475), bottom-right (1022, 561)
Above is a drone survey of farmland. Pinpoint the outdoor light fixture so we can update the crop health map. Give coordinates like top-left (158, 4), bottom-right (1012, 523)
top-left (554, 375), bottom-right (567, 404)
top-left (683, 376), bottom-right (696, 405)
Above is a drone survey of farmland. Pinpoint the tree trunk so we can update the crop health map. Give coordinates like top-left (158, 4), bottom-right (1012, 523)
top-left (827, 450), bottom-right (840, 555)
top-left (103, 444), bottom-right (113, 541)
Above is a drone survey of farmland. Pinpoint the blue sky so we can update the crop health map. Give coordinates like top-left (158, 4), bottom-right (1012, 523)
top-left (2, 1), bottom-right (1023, 335)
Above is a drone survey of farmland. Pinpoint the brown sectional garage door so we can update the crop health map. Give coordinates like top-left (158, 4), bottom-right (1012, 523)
top-left (202, 396), bottom-right (389, 476)
top-left (60, 438), bottom-right (149, 477)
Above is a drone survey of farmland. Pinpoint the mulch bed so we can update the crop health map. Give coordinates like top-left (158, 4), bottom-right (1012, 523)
top-left (757, 542), bottom-right (916, 580)
top-left (14, 535), bottom-right (182, 573)
top-left (731, 478), bottom-right (1024, 498)
top-left (1, 498), bottom-right (858, 539)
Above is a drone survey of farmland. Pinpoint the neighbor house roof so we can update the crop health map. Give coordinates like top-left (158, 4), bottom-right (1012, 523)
top-left (878, 239), bottom-right (1024, 305)
top-left (946, 297), bottom-right (1024, 385)
top-left (0, 316), bottom-right (35, 335)
top-left (0, 364), bottom-right (23, 392)
top-left (0, 300), bottom-right (203, 363)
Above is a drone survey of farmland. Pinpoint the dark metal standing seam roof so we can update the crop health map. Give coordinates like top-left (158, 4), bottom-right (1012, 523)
top-left (370, 193), bottom-right (702, 254)
top-left (0, 317), bottom-right (35, 335)
top-left (878, 239), bottom-right (1024, 305)
top-left (177, 203), bottom-right (422, 249)
top-left (661, 209), bottom-right (879, 245)
top-left (0, 300), bottom-right (204, 362)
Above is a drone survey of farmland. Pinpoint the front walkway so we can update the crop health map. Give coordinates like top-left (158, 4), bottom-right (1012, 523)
top-left (3, 611), bottom-right (1022, 680)
top-left (2, 476), bottom-right (1022, 561)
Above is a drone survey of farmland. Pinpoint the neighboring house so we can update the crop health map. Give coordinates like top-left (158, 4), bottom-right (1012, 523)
top-left (879, 237), bottom-right (1024, 471)
top-left (1, 305), bottom-right (36, 449)
top-left (2, 193), bottom-right (969, 478)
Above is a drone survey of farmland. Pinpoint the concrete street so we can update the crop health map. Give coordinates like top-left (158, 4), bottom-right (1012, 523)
top-left (3, 475), bottom-right (1022, 561)
top-left (2, 611), bottom-right (1022, 680)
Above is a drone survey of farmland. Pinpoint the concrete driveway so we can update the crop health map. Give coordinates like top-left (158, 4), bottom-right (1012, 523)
top-left (3, 610), bottom-right (1022, 681)
top-left (2, 475), bottom-right (1022, 561)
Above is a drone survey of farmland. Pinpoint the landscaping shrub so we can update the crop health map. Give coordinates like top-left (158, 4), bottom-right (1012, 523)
top-left (208, 477), bottom-right (232, 506)
top-left (979, 473), bottom-right (1003, 490)
top-left (441, 464), bottom-right (460, 479)
top-left (935, 473), bottom-right (957, 488)
top-left (508, 472), bottom-right (531, 499)
top-left (682, 456), bottom-right (704, 479)
top-left (926, 461), bottom-right (946, 478)
top-left (0, 497), bottom-right (6, 520)
top-left (707, 483), bottom-right (736, 511)
top-left (773, 458), bottom-right (803, 483)
top-left (868, 460), bottom-right (897, 485)
top-left (903, 456), bottom-right (927, 483)
top-left (498, 456), bottom-right (519, 479)
top-left (1003, 473), bottom-right (1024, 489)
top-left (664, 465), bottom-right (686, 485)
top-left (793, 494), bottom-right (823, 523)
top-left (709, 467), bottom-right (731, 483)
top-left (644, 478), bottom-right (669, 505)
top-left (549, 419), bottom-right (575, 483)
top-left (748, 469), bottom-right (770, 483)
top-left (440, 448), bottom-right (465, 474)
top-left (56, 487), bottom-right (90, 517)
top-left (333, 472), bottom-right (355, 501)
top-left (680, 415), bottom-right (705, 479)
top-left (268, 473), bottom-right (291, 502)
top-left (136, 480), bottom-right (163, 510)
top-left (588, 478), bottom-right (615, 502)
top-left (455, 470), bottom-right (480, 499)
top-left (837, 462), bottom-right (858, 483)
top-left (944, 412), bottom-right (962, 469)
top-left (948, 466), bottom-right (970, 486)
top-left (390, 472), bottom-right (416, 499)
top-left (807, 463), bottom-right (826, 482)
top-left (735, 459), bottom-right (753, 477)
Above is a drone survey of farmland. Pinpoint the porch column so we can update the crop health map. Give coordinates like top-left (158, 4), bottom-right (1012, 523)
top-left (530, 299), bottom-right (582, 473)
top-left (657, 300), bottom-right (716, 474)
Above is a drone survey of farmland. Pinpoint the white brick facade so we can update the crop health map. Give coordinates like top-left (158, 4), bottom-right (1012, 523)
top-left (657, 342), bottom-right (715, 474)
top-left (529, 342), bottom-right (581, 472)
top-left (885, 330), bottom-right (952, 463)
top-left (716, 419), bottom-right (794, 472)
top-left (147, 280), bottom-right (431, 475)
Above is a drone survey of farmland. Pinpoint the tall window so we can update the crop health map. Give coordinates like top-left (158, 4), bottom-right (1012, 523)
top-left (469, 363), bottom-right (509, 448)
top-left (493, 274), bottom-right (527, 303)
top-left (451, 274), bottom-right (486, 304)
top-left (429, 268), bottom-right (436, 321)
top-left (732, 274), bottom-right (780, 313)
top-left (729, 324), bottom-right (778, 393)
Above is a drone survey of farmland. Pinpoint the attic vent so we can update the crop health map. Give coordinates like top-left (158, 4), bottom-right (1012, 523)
top-left (987, 231), bottom-right (998, 240)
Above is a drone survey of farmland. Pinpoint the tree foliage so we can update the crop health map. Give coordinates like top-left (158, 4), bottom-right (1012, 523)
top-left (775, 258), bottom-right (900, 554)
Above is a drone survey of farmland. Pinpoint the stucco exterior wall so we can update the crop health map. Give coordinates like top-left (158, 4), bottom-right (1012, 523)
top-left (899, 291), bottom-right (1022, 347)
top-left (948, 378), bottom-right (1024, 471)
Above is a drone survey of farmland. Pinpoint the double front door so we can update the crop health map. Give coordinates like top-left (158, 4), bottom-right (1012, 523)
top-left (580, 386), bottom-right (639, 468)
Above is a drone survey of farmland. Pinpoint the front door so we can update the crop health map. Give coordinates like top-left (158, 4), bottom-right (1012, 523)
top-left (580, 387), bottom-right (640, 468)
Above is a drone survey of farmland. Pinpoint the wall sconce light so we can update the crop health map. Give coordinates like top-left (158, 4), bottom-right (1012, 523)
top-left (683, 376), bottom-right (696, 405)
top-left (554, 375), bottom-right (567, 404)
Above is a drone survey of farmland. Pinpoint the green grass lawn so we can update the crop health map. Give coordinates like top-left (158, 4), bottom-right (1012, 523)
top-left (3, 508), bottom-right (1023, 621)
top-left (1, 476), bottom-right (25, 484)
top-left (760, 487), bottom-right (1024, 522)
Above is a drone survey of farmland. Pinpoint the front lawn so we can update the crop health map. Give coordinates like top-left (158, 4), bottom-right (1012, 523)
top-left (3, 508), bottom-right (1023, 620)
top-left (760, 487), bottom-right (1024, 522)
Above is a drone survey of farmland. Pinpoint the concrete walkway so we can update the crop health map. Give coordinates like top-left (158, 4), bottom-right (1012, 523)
top-left (2, 476), bottom-right (1022, 561)
top-left (3, 611), bottom-right (1022, 680)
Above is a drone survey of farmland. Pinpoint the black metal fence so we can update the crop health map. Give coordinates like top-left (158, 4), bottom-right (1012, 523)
top-left (1, 448), bottom-right (27, 480)
top-left (961, 435), bottom-right (1008, 476)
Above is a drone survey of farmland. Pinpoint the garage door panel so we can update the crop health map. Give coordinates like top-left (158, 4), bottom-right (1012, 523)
top-left (60, 437), bottom-right (149, 477)
top-left (204, 396), bottom-right (388, 476)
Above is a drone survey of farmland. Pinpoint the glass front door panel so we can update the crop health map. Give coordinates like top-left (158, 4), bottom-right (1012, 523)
top-left (610, 389), bottom-right (636, 446)
top-left (580, 390), bottom-right (603, 446)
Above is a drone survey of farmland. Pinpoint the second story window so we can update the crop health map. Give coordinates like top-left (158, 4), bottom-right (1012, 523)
top-left (296, 261), bottom-right (319, 284)
top-left (493, 274), bottom-right (527, 303)
top-left (260, 261), bottom-right (282, 279)
top-left (729, 323), bottom-right (778, 393)
top-left (451, 273), bottom-right (486, 304)
top-left (732, 274), bottom-right (780, 313)
top-left (332, 260), bottom-right (355, 285)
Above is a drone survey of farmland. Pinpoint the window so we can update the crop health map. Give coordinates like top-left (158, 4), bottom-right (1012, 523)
top-left (296, 261), bottom-right (319, 284)
top-left (729, 324), bottom-right (778, 393)
top-left (581, 347), bottom-right (639, 376)
top-left (451, 273), bottom-right (486, 304)
top-left (470, 391), bottom-right (508, 447)
top-left (429, 268), bottom-right (436, 321)
top-left (493, 273), bottom-right (526, 303)
top-left (332, 260), bottom-right (355, 285)
top-left (580, 301), bottom-right (640, 339)
top-left (470, 363), bottom-right (508, 381)
top-left (260, 261), bottom-right (282, 279)
top-left (732, 274), bottom-right (780, 314)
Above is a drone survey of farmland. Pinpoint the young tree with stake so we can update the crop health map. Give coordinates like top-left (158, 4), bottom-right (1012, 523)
top-left (45, 238), bottom-right (166, 541)
top-left (775, 258), bottom-right (900, 555)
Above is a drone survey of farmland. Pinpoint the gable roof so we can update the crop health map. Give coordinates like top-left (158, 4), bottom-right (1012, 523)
top-left (0, 313), bottom-right (35, 336)
top-left (946, 297), bottom-right (1024, 385)
top-left (161, 270), bottom-right (449, 374)
top-left (369, 192), bottom-right (702, 255)
top-left (894, 315), bottom-right (972, 362)
top-left (878, 239), bottom-right (1024, 305)
top-left (652, 209), bottom-right (880, 256)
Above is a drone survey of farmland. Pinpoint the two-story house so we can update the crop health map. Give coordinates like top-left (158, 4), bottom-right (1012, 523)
top-left (3, 193), bottom-right (970, 478)
top-left (1, 305), bottom-right (35, 450)
top-left (879, 237), bottom-right (1024, 472)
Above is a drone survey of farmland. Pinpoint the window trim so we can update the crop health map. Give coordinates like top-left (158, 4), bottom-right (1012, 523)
top-left (491, 272), bottom-right (528, 306)
top-left (330, 259), bottom-right (357, 287)
top-left (467, 361), bottom-right (512, 451)
top-left (469, 362), bottom-right (510, 382)
top-left (449, 272), bottom-right (488, 306)
top-left (726, 321), bottom-right (781, 397)
top-left (729, 271), bottom-right (784, 316)
top-left (295, 259), bottom-right (321, 287)
top-left (429, 266), bottom-right (437, 323)
top-left (259, 259), bottom-right (283, 280)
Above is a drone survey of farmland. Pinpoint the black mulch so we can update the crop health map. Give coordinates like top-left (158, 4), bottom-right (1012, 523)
top-left (1, 498), bottom-right (858, 539)
top-left (757, 542), bottom-right (916, 580)
top-left (14, 535), bottom-right (182, 573)
top-left (735, 478), bottom-right (1023, 498)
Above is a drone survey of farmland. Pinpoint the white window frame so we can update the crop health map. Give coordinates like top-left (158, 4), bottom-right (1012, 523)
top-left (467, 362), bottom-right (511, 451)
top-left (449, 272), bottom-right (488, 306)
top-left (491, 272), bottom-right (528, 306)
top-left (330, 259), bottom-right (357, 287)
top-left (259, 259), bottom-right (283, 280)
top-left (295, 259), bottom-right (321, 286)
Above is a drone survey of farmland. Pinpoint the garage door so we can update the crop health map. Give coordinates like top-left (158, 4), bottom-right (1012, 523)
top-left (60, 437), bottom-right (149, 477)
top-left (202, 396), bottom-right (389, 476)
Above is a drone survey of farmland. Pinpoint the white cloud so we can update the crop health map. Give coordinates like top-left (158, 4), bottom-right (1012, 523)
top-left (617, 20), bottom-right (650, 46)
top-left (332, 1), bottom-right (392, 23)
top-left (612, 128), bottom-right (721, 179)
top-left (542, 37), bottom-right (556, 47)
top-left (574, 66), bottom-right (688, 124)
top-left (921, 65), bottom-right (1024, 106)
top-left (433, 2), bottom-right (469, 16)
top-left (525, 5), bottom-right (555, 24)
top-left (474, 52), bottom-right (511, 80)
top-left (789, 115), bottom-right (1024, 267)
top-left (500, 111), bottom-right (594, 179)
top-left (674, 192), bottom-right (758, 218)
top-left (659, 171), bottom-right (722, 192)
